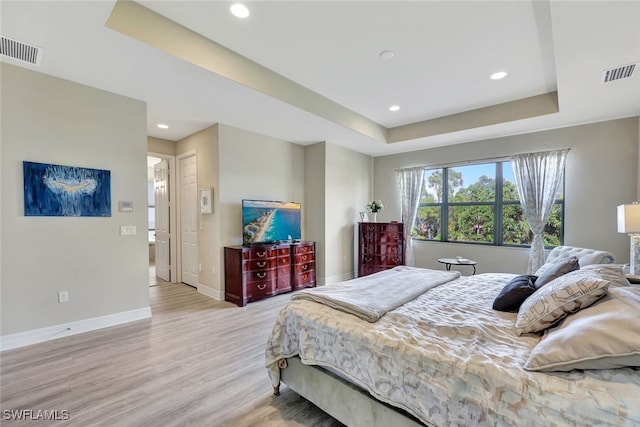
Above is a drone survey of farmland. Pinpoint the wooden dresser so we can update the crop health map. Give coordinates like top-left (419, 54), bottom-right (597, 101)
top-left (224, 241), bottom-right (315, 307)
top-left (357, 222), bottom-right (404, 277)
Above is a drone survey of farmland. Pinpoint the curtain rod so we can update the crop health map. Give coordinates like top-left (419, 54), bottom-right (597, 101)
top-left (394, 148), bottom-right (571, 172)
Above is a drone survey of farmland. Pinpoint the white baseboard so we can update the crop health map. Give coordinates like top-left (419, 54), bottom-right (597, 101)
top-left (198, 284), bottom-right (224, 300)
top-left (0, 306), bottom-right (152, 352)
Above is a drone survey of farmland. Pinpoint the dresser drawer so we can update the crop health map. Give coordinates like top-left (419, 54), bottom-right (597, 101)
top-left (244, 269), bottom-right (276, 283)
top-left (277, 267), bottom-right (292, 292)
top-left (276, 246), bottom-right (291, 257)
top-left (293, 270), bottom-right (315, 288)
top-left (242, 247), bottom-right (277, 260)
top-left (293, 261), bottom-right (315, 274)
top-left (277, 254), bottom-right (291, 267)
top-left (361, 243), bottom-right (401, 257)
top-left (293, 243), bottom-right (314, 254)
top-left (379, 223), bottom-right (402, 234)
top-left (293, 252), bottom-right (314, 264)
top-left (244, 258), bottom-right (277, 271)
top-left (247, 280), bottom-right (277, 300)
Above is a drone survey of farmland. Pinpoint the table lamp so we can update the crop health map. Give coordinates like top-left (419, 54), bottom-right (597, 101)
top-left (617, 203), bottom-right (640, 275)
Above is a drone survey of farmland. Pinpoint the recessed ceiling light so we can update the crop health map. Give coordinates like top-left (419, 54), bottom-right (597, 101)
top-left (157, 124), bottom-right (169, 129)
top-left (379, 50), bottom-right (395, 60)
top-left (490, 71), bottom-right (508, 80)
top-left (230, 3), bottom-right (250, 18)
top-left (389, 105), bottom-right (400, 112)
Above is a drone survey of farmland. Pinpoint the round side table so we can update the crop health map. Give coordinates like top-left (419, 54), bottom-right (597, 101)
top-left (438, 258), bottom-right (477, 275)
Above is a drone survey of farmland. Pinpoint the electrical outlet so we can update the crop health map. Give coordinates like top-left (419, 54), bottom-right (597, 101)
top-left (58, 291), bottom-right (69, 303)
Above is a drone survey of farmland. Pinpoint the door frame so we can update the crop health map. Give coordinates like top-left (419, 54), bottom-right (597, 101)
top-left (176, 149), bottom-right (198, 286)
top-left (149, 151), bottom-right (177, 282)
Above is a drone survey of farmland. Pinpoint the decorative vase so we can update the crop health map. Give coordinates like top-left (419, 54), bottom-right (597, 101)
top-left (371, 212), bottom-right (377, 222)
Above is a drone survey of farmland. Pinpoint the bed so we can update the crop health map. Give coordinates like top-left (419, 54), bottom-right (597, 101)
top-left (265, 250), bottom-right (640, 427)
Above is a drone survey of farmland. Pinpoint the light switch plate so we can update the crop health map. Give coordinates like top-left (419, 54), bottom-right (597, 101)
top-left (120, 225), bottom-right (137, 236)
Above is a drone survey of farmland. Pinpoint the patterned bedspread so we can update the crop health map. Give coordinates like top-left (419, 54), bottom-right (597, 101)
top-left (265, 271), bottom-right (640, 426)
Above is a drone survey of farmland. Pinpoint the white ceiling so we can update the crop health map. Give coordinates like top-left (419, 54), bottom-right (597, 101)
top-left (1, 1), bottom-right (639, 156)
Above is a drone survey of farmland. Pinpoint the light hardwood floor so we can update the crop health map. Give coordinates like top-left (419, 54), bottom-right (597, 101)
top-left (1, 279), bottom-right (344, 426)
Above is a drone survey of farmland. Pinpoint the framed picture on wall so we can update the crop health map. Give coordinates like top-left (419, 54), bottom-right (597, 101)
top-left (199, 188), bottom-right (213, 214)
top-left (23, 161), bottom-right (111, 217)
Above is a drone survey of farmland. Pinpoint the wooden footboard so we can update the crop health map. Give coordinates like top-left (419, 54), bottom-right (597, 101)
top-left (278, 356), bottom-right (428, 427)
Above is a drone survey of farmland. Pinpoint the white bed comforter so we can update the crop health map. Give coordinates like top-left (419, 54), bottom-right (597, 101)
top-left (265, 270), bottom-right (640, 426)
top-left (291, 266), bottom-right (460, 322)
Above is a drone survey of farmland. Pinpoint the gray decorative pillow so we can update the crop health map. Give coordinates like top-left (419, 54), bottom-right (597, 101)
top-left (534, 256), bottom-right (579, 290)
top-left (492, 275), bottom-right (538, 312)
top-left (515, 270), bottom-right (609, 336)
top-left (525, 287), bottom-right (640, 371)
top-left (580, 264), bottom-right (630, 288)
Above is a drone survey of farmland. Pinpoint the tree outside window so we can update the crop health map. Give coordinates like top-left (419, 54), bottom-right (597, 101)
top-left (412, 162), bottom-right (564, 247)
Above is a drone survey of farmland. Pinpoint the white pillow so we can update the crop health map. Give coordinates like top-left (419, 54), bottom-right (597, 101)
top-left (580, 264), bottom-right (630, 288)
top-left (525, 287), bottom-right (640, 371)
top-left (515, 270), bottom-right (609, 336)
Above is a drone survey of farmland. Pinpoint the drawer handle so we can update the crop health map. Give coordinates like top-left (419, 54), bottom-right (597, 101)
top-left (301, 255), bottom-right (307, 261)
top-left (257, 283), bottom-right (266, 290)
top-left (257, 272), bottom-right (266, 279)
top-left (281, 258), bottom-right (288, 264)
top-left (302, 264), bottom-right (308, 271)
top-left (257, 261), bottom-right (266, 268)
top-left (257, 251), bottom-right (266, 257)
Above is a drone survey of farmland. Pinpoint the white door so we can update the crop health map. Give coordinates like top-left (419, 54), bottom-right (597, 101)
top-left (180, 155), bottom-right (198, 287)
top-left (154, 160), bottom-right (171, 281)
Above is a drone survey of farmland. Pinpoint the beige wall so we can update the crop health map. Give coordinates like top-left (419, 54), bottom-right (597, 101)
top-left (302, 142), bottom-right (373, 283)
top-left (148, 136), bottom-right (176, 156)
top-left (324, 143), bottom-right (373, 283)
top-left (218, 124), bottom-right (305, 244)
top-left (374, 117), bottom-right (639, 274)
top-left (304, 142), bottom-right (327, 280)
top-left (1, 63), bottom-right (150, 337)
top-left (217, 124), bottom-right (305, 291)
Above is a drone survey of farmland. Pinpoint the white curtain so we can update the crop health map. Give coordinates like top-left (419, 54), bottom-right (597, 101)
top-left (511, 149), bottom-right (569, 274)
top-left (396, 167), bottom-right (424, 266)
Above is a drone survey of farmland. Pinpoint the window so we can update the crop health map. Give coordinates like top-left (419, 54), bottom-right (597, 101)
top-left (413, 161), bottom-right (564, 247)
top-left (147, 156), bottom-right (162, 242)
top-left (148, 180), bottom-right (155, 242)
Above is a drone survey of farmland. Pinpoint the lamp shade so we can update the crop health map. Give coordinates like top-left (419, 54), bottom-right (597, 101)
top-left (617, 203), bottom-right (640, 233)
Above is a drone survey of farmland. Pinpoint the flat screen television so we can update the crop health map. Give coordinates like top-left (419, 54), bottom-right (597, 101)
top-left (242, 199), bottom-right (301, 245)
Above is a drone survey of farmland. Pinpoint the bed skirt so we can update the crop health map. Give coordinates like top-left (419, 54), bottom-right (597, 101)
top-left (279, 356), bottom-right (427, 427)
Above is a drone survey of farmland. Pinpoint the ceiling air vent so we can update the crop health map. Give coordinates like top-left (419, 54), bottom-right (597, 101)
top-left (0, 36), bottom-right (43, 66)
top-left (601, 63), bottom-right (637, 83)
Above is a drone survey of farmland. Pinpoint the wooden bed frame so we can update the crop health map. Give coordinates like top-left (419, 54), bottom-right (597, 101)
top-left (276, 356), bottom-right (427, 427)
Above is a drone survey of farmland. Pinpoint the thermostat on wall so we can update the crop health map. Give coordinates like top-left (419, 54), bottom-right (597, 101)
top-left (119, 201), bottom-right (134, 212)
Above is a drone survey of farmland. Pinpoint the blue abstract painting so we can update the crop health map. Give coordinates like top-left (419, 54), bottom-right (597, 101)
top-left (23, 161), bottom-right (111, 217)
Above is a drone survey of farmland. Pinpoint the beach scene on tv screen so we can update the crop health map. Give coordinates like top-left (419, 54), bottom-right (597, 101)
top-left (243, 200), bottom-right (301, 244)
